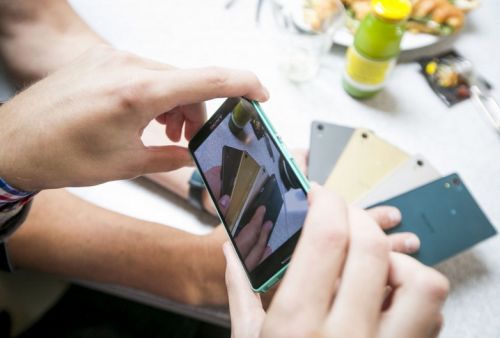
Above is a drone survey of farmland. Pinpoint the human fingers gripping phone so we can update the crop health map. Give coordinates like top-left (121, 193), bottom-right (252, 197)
top-left (224, 186), bottom-right (449, 338)
top-left (189, 97), bottom-right (309, 292)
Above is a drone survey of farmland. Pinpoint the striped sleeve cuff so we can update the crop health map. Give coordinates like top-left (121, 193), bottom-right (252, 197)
top-left (0, 177), bottom-right (36, 220)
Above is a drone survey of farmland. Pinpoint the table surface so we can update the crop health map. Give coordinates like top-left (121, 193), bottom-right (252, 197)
top-left (4, 0), bottom-right (500, 336)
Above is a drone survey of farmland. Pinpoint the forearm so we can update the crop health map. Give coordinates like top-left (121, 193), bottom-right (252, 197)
top-left (147, 169), bottom-right (192, 201)
top-left (7, 189), bottom-right (227, 306)
top-left (0, 0), bottom-right (105, 84)
top-left (147, 169), bottom-right (217, 215)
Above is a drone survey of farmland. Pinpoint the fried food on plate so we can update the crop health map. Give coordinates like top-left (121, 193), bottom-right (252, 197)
top-left (341, 0), bottom-right (479, 35)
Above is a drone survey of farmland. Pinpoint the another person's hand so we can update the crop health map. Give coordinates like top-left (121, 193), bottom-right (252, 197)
top-left (0, 45), bottom-right (269, 191)
top-left (233, 206), bottom-right (272, 270)
top-left (224, 185), bottom-right (449, 338)
top-left (204, 170), bottom-right (272, 270)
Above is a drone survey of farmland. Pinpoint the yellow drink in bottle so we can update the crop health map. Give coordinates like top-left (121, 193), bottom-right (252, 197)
top-left (343, 0), bottom-right (412, 98)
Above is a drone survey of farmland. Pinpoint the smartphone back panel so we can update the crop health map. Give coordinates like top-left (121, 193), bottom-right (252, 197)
top-left (370, 173), bottom-right (497, 266)
top-left (221, 146), bottom-right (244, 197)
top-left (308, 121), bottom-right (354, 185)
top-left (325, 129), bottom-right (409, 203)
top-left (357, 155), bottom-right (441, 208)
top-left (231, 167), bottom-right (269, 235)
top-left (225, 152), bottom-right (262, 230)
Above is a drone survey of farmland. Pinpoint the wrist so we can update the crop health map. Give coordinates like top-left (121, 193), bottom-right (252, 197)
top-left (0, 110), bottom-right (38, 192)
top-left (0, 163), bottom-right (38, 193)
top-left (132, 224), bottom-right (227, 306)
top-left (194, 226), bottom-right (228, 306)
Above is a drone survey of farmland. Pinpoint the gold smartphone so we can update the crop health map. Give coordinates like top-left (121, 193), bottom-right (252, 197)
top-left (225, 151), bottom-right (263, 231)
top-left (325, 129), bottom-right (409, 203)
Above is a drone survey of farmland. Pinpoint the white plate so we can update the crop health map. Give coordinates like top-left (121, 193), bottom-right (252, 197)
top-left (333, 26), bottom-right (445, 51)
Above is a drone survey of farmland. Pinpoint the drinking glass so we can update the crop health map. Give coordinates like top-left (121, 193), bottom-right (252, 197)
top-left (258, 0), bottom-right (345, 82)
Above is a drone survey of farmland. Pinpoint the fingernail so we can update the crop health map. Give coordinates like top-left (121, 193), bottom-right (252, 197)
top-left (404, 236), bottom-right (420, 253)
top-left (219, 195), bottom-right (230, 209)
top-left (262, 86), bottom-right (270, 100)
top-left (264, 221), bottom-right (273, 231)
top-left (389, 209), bottom-right (402, 223)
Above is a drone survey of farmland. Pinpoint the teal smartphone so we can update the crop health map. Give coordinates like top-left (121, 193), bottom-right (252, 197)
top-left (370, 173), bottom-right (497, 265)
top-left (189, 97), bottom-right (309, 292)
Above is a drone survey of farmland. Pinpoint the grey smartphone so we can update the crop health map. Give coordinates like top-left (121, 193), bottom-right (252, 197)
top-left (357, 155), bottom-right (441, 208)
top-left (308, 121), bottom-right (354, 185)
top-left (369, 173), bottom-right (497, 266)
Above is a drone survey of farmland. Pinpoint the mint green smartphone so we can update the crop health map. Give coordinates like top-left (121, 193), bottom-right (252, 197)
top-left (189, 97), bottom-right (309, 292)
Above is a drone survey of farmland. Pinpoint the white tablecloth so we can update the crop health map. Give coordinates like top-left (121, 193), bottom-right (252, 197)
top-left (2, 0), bottom-right (500, 336)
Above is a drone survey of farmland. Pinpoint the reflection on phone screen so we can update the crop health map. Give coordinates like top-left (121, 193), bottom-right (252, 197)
top-left (193, 98), bottom-right (308, 272)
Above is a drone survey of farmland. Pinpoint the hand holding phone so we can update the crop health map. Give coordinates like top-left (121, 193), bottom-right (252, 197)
top-left (189, 98), bottom-right (425, 291)
top-left (224, 185), bottom-right (449, 338)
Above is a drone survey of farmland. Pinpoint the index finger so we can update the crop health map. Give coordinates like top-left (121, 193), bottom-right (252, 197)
top-left (270, 185), bottom-right (349, 328)
top-left (146, 67), bottom-right (270, 119)
top-left (325, 207), bottom-right (390, 336)
top-left (235, 206), bottom-right (266, 257)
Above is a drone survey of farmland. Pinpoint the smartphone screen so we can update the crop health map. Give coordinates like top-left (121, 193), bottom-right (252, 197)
top-left (189, 97), bottom-right (308, 290)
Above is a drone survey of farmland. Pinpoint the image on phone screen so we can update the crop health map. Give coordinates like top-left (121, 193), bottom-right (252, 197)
top-left (190, 98), bottom-right (308, 281)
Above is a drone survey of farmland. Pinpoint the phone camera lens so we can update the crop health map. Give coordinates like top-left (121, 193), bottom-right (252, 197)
top-left (417, 160), bottom-right (424, 166)
top-left (362, 132), bottom-right (368, 139)
top-left (317, 124), bottom-right (324, 131)
top-left (452, 178), bottom-right (461, 186)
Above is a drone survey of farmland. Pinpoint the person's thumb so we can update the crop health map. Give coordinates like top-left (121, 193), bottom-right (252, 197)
top-left (142, 145), bottom-right (193, 173)
top-left (223, 242), bottom-right (265, 337)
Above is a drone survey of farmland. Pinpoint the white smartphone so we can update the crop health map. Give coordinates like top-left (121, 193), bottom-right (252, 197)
top-left (356, 155), bottom-right (441, 208)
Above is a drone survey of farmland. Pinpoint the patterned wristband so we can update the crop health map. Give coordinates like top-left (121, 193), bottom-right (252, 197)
top-left (0, 177), bottom-right (36, 213)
